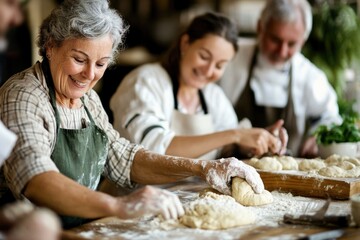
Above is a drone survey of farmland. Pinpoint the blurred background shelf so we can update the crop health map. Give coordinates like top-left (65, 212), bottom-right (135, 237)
top-left (5, 0), bottom-right (360, 121)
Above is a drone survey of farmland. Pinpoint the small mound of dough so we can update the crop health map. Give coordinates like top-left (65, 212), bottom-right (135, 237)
top-left (231, 177), bottom-right (273, 206)
top-left (247, 157), bottom-right (259, 167)
top-left (325, 154), bottom-right (360, 169)
top-left (180, 191), bottom-right (256, 229)
top-left (248, 156), bottom-right (298, 171)
top-left (298, 159), bottom-right (326, 171)
top-left (254, 157), bottom-right (282, 171)
top-left (276, 156), bottom-right (298, 170)
top-left (344, 157), bottom-right (360, 166)
top-left (318, 166), bottom-right (347, 178)
top-left (324, 154), bottom-right (343, 165)
top-left (344, 167), bottom-right (360, 178)
top-left (336, 161), bottom-right (356, 170)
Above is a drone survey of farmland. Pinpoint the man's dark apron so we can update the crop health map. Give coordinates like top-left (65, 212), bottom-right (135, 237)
top-left (234, 48), bottom-right (301, 156)
top-left (42, 60), bottom-right (108, 229)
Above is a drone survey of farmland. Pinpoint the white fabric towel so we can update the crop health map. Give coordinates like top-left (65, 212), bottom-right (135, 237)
top-left (0, 121), bottom-right (17, 164)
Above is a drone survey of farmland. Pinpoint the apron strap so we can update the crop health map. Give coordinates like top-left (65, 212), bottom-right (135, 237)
top-left (236, 47), bottom-right (293, 125)
top-left (172, 81), bottom-right (208, 114)
top-left (80, 98), bottom-right (96, 125)
top-left (41, 59), bottom-right (95, 129)
top-left (41, 59), bottom-right (61, 134)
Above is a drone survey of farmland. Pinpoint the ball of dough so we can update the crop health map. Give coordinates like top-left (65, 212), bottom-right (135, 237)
top-left (318, 166), bottom-right (346, 178)
top-left (298, 159), bottom-right (326, 171)
top-left (247, 157), bottom-right (259, 167)
top-left (344, 167), bottom-right (360, 178)
top-left (180, 192), bottom-right (256, 229)
top-left (343, 157), bottom-right (360, 166)
top-left (254, 157), bottom-right (282, 171)
top-left (324, 154), bottom-right (342, 165)
top-left (231, 177), bottom-right (273, 206)
top-left (337, 161), bottom-right (356, 170)
top-left (276, 156), bottom-right (299, 170)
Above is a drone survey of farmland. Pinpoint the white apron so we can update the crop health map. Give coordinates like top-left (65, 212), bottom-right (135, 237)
top-left (171, 88), bottom-right (218, 160)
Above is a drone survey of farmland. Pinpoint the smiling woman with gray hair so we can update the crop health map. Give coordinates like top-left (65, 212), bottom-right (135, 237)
top-left (0, 0), bottom-right (265, 229)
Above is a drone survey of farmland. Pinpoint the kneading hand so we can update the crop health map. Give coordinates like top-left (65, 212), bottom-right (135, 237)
top-left (236, 128), bottom-right (281, 157)
top-left (266, 119), bottom-right (288, 155)
top-left (300, 136), bottom-right (318, 158)
top-left (119, 186), bottom-right (184, 220)
top-left (204, 157), bottom-right (264, 195)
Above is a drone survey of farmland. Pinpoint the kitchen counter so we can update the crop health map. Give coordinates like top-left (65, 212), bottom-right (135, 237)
top-left (62, 177), bottom-right (360, 240)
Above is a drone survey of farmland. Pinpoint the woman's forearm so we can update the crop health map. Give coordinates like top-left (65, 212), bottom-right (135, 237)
top-left (165, 130), bottom-right (238, 158)
top-left (24, 171), bottom-right (186, 221)
top-left (24, 171), bottom-right (117, 219)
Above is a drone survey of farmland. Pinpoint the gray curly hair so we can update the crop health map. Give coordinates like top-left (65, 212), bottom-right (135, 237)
top-left (259, 0), bottom-right (312, 40)
top-left (37, 0), bottom-right (128, 65)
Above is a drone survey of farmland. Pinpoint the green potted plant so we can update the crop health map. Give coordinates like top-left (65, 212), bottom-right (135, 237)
top-left (302, 1), bottom-right (360, 100)
top-left (313, 116), bottom-right (360, 158)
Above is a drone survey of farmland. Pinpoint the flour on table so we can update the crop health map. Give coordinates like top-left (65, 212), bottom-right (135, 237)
top-left (180, 191), bottom-right (256, 230)
top-left (232, 177), bottom-right (273, 206)
top-left (74, 190), bottom-right (351, 239)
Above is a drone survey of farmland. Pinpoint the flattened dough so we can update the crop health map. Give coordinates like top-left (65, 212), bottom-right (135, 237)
top-left (231, 177), bottom-right (273, 206)
top-left (180, 191), bottom-right (256, 229)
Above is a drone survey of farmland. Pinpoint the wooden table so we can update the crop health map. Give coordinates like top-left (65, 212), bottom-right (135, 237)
top-left (61, 177), bottom-right (360, 240)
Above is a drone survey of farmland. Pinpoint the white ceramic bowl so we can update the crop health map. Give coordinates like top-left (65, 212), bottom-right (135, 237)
top-left (318, 142), bottom-right (359, 159)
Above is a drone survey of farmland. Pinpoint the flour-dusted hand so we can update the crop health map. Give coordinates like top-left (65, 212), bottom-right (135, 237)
top-left (119, 186), bottom-right (184, 220)
top-left (204, 157), bottom-right (264, 195)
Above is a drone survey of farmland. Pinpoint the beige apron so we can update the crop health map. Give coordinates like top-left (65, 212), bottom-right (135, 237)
top-left (171, 87), bottom-right (218, 160)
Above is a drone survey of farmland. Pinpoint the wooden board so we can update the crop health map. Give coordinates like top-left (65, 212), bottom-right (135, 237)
top-left (257, 170), bottom-right (360, 200)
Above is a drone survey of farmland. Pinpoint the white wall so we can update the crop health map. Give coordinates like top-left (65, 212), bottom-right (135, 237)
top-left (221, 0), bottom-right (265, 34)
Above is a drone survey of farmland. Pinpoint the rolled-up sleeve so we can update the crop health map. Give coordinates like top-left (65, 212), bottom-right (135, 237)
top-left (0, 70), bottom-right (59, 199)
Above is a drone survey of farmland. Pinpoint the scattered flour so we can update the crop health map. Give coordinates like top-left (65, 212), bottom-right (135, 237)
top-left (74, 190), bottom-right (350, 239)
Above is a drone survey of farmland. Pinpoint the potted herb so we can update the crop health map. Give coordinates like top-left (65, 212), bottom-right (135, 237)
top-left (302, 2), bottom-right (360, 99)
top-left (314, 116), bottom-right (360, 158)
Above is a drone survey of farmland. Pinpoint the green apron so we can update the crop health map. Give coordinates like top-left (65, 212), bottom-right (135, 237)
top-left (42, 60), bottom-right (109, 229)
